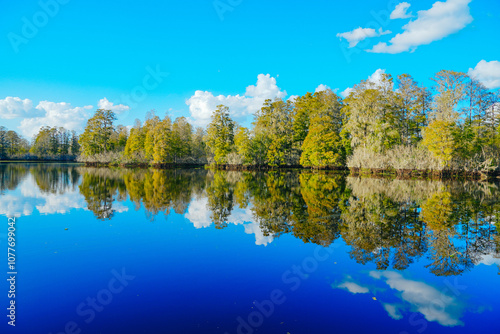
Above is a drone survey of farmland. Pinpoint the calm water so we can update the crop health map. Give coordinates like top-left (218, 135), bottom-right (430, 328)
top-left (1, 163), bottom-right (499, 334)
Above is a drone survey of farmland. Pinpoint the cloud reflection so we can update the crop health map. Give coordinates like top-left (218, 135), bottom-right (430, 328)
top-left (184, 197), bottom-right (273, 246)
top-left (334, 271), bottom-right (466, 327)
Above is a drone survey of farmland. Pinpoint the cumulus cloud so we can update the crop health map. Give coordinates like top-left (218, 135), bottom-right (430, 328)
top-left (370, 271), bottom-right (465, 326)
top-left (340, 69), bottom-right (387, 97)
top-left (3, 96), bottom-right (130, 138)
top-left (390, 2), bottom-right (413, 19)
top-left (340, 87), bottom-right (354, 98)
top-left (0, 97), bottom-right (41, 120)
top-left (468, 60), bottom-right (500, 89)
top-left (186, 74), bottom-right (287, 127)
top-left (369, 0), bottom-right (473, 54)
top-left (19, 101), bottom-right (93, 138)
top-left (367, 69), bottom-right (387, 85)
top-left (315, 84), bottom-right (331, 93)
top-left (337, 27), bottom-right (391, 48)
top-left (97, 97), bottom-right (130, 113)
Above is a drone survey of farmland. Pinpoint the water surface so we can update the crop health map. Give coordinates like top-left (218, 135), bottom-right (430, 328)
top-left (1, 163), bottom-right (499, 334)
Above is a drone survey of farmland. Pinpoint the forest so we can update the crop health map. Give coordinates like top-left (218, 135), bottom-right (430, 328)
top-left (1, 70), bottom-right (499, 174)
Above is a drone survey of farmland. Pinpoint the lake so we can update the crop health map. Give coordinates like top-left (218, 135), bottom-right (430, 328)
top-left (1, 163), bottom-right (499, 334)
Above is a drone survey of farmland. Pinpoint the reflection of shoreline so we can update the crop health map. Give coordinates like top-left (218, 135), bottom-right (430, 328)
top-left (1, 164), bottom-right (499, 277)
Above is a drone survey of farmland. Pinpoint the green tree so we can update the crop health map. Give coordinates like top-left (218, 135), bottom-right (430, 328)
top-left (5, 131), bottom-right (22, 156)
top-left (109, 125), bottom-right (129, 152)
top-left (152, 116), bottom-right (173, 163)
top-left (396, 74), bottom-right (429, 144)
top-left (143, 113), bottom-right (161, 160)
top-left (344, 74), bottom-right (400, 153)
top-left (70, 131), bottom-right (80, 155)
top-left (79, 109), bottom-right (117, 156)
top-left (234, 126), bottom-right (253, 165)
top-left (300, 90), bottom-right (346, 168)
top-left (431, 70), bottom-right (467, 122)
top-left (125, 119), bottom-right (146, 158)
top-left (191, 127), bottom-right (207, 163)
top-left (253, 99), bottom-right (295, 166)
top-left (292, 93), bottom-right (317, 154)
top-left (205, 105), bottom-right (235, 164)
top-left (171, 117), bottom-right (193, 162)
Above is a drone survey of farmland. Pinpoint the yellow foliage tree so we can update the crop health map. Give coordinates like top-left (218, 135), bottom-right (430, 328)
top-left (422, 120), bottom-right (456, 167)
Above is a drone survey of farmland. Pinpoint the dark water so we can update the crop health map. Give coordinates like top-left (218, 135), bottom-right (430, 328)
top-left (0, 163), bottom-right (499, 334)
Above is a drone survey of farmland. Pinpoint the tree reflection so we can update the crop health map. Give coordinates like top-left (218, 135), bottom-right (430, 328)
top-left (0, 163), bottom-right (30, 194)
top-left (4, 163), bottom-right (498, 276)
top-left (31, 164), bottom-right (80, 194)
top-left (74, 168), bottom-right (500, 276)
top-left (79, 168), bottom-right (125, 220)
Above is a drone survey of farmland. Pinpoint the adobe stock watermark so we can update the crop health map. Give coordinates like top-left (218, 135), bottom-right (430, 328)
top-left (48, 268), bottom-right (135, 334)
top-left (115, 65), bottom-right (169, 114)
top-left (213, 0), bottom-right (243, 21)
top-left (399, 277), bottom-right (467, 334)
top-left (7, 0), bottom-right (71, 54)
top-left (224, 244), bottom-right (337, 334)
top-left (339, 0), bottom-right (400, 63)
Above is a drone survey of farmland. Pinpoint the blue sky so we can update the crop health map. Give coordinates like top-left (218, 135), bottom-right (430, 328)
top-left (1, 0), bottom-right (499, 137)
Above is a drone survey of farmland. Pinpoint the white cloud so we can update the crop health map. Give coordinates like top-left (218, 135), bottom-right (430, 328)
top-left (390, 2), bottom-right (413, 19)
top-left (370, 271), bottom-right (465, 327)
top-left (7, 96), bottom-right (129, 138)
top-left (340, 87), bottom-right (354, 98)
top-left (315, 84), bottom-right (331, 93)
top-left (97, 97), bottom-right (130, 113)
top-left (367, 69), bottom-right (387, 86)
top-left (0, 97), bottom-right (41, 120)
top-left (468, 60), bottom-right (500, 89)
top-left (369, 0), bottom-right (473, 54)
top-left (337, 27), bottom-right (392, 48)
top-left (340, 69), bottom-right (387, 98)
top-left (19, 101), bottom-right (93, 138)
top-left (337, 281), bottom-right (370, 294)
top-left (186, 74), bottom-right (287, 127)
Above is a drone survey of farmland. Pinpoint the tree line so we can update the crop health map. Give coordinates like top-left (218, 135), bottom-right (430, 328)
top-left (3, 69), bottom-right (499, 171)
top-left (0, 126), bottom-right (79, 160)
top-left (76, 69), bottom-right (499, 172)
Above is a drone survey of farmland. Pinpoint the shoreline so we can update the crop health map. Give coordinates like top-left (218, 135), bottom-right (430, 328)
top-left (2, 160), bottom-right (499, 180)
top-left (0, 160), bottom-right (81, 164)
